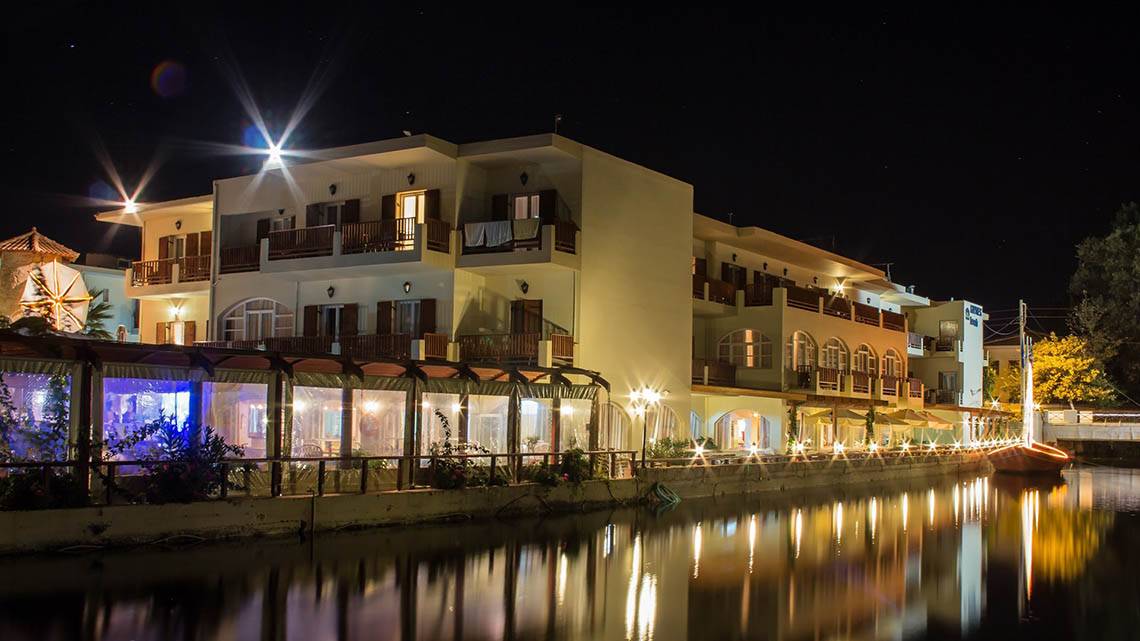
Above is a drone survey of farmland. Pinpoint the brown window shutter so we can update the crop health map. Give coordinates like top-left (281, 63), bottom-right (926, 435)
top-left (694, 257), bottom-right (707, 277)
top-left (424, 189), bottom-right (441, 220)
top-left (538, 189), bottom-right (557, 222)
top-left (184, 321), bottom-right (196, 345)
top-left (305, 204), bottom-right (320, 227)
top-left (342, 199), bottom-right (360, 224)
top-left (158, 236), bottom-right (170, 260)
top-left (185, 232), bottom-right (199, 258)
top-left (256, 218), bottom-right (270, 241)
top-left (303, 305), bottom-right (319, 337)
top-left (418, 299), bottom-right (436, 337)
top-left (199, 231), bottom-right (212, 255)
top-left (376, 301), bottom-right (393, 334)
top-left (155, 321), bottom-right (167, 344)
top-left (339, 303), bottom-right (358, 337)
top-left (491, 194), bottom-right (509, 221)
top-left (381, 194), bottom-right (396, 220)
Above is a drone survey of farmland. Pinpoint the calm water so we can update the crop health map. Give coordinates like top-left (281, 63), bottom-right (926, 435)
top-left (2, 467), bottom-right (1139, 641)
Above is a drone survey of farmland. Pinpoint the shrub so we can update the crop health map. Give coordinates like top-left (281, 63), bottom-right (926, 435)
top-left (426, 409), bottom-right (492, 490)
top-left (694, 436), bottom-right (719, 451)
top-left (524, 462), bottom-right (562, 486)
top-left (647, 436), bottom-right (688, 459)
top-left (0, 470), bottom-right (87, 511)
top-left (559, 448), bottom-right (592, 483)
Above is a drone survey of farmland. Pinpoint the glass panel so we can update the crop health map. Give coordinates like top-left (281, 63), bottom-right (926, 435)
top-left (529, 194), bottom-right (540, 218)
top-left (559, 399), bottom-right (591, 450)
top-left (0, 372), bottom-right (70, 460)
top-left (513, 195), bottom-right (529, 220)
top-left (598, 402), bottom-right (629, 450)
top-left (202, 381), bottom-right (267, 458)
top-left (395, 301), bottom-right (419, 336)
top-left (468, 394), bottom-right (509, 453)
top-left (520, 398), bottom-right (553, 452)
top-left (421, 392), bottom-right (461, 455)
top-left (291, 386), bottom-right (343, 458)
top-left (352, 389), bottom-right (406, 456)
top-left (103, 377), bottom-right (193, 460)
top-left (401, 194), bottom-right (419, 220)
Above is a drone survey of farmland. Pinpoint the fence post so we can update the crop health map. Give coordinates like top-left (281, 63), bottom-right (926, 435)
top-left (610, 452), bottom-right (617, 479)
top-left (271, 460), bottom-right (282, 497)
top-left (220, 462), bottom-right (229, 499)
top-left (489, 454), bottom-right (497, 485)
top-left (105, 463), bottom-right (115, 506)
top-left (243, 464), bottom-right (252, 497)
top-left (360, 459), bottom-right (369, 494)
top-left (317, 460), bottom-right (326, 496)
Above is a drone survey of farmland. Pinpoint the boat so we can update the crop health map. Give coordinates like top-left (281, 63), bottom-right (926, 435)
top-left (989, 441), bottom-right (1071, 475)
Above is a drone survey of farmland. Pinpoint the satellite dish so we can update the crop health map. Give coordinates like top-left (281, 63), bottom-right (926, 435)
top-left (19, 260), bottom-right (92, 333)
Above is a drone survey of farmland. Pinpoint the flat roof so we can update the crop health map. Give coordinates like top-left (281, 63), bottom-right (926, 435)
top-left (693, 213), bottom-right (886, 281)
top-left (95, 194), bottom-right (213, 227)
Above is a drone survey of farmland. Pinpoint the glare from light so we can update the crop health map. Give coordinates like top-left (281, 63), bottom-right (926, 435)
top-left (363, 400), bottom-right (380, 413)
top-left (123, 199), bottom-right (139, 214)
top-left (562, 405), bottom-right (574, 416)
top-left (451, 403), bottom-right (462, 413)
top-left (833, 442), bottom-right (845, 455)
top-left (694, 444), bottom-right (705, 457)
top-left (868, 442), bottom-right (879, 453)
top-left (293, 399), bottom-right (307, 413)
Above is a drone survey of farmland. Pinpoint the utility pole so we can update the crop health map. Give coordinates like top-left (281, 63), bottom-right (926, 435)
top-left (1019, 299), bottom-right (1033, 446)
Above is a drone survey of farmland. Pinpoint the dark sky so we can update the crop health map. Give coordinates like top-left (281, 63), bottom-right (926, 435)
top-left (4, 6), bottom-right (1137, 310)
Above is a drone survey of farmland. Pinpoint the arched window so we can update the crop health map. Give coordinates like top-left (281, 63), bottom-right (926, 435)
top-left (882, 348), bottom-right (903, 377)
top-left (220, 298), bottom-right (294, 342)
top-left (690, 411), bottom-right (703, 441)
top-left (852, 344), bottom-right (878, 375)
top-left (599, 401), bottom-right (631, 450)
top-left (821, 338), bottom-right (849, 371)
top-left (647, 404), bottom-right (682, 442)
top-left (785, 331), bottom-right (817, 370)
top-left (718, 329), bottom-right (772, 368)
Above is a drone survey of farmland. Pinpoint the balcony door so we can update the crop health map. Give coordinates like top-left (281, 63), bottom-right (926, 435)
top-left (377, 299), bottom-right (437, 338)
top-left (511, 299), bottom-right (543, 335)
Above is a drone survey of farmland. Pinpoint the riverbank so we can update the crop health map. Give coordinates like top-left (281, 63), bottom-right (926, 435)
top-left (0, 451), bottom-right (991, 554)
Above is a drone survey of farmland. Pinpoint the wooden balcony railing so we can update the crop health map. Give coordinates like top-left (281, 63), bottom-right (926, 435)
top-left (907, 331), bottom-right (925, 351)
top-left (424, 332), bottom-right (449, 359)
top-left (706, 278), bottom-right (736, 305)
top-left (880, 374), bottom-right (900, 397)
top-left (823, 296), bottom-right (851, 319)
top-left (264, 335), bottom-right (334, 354)
top-left (692, 273), bottom-right (706, 300)
top-left (195, 339), bottom-right (263, 350)
top-left (881, 310), bottom-right (906, 332)
top-left (131, 258), bottom-right (174, 286)
top-left (552, 221), bottom-right (577, 254)
top-left (851, 371), bottom-right (871, 394)
top-left (934, 388), bottom-right (960, 405)
top-left (935, 337), bottom-right (959, 352)
top-left (341, 333), bottom-right (411, 360)
top-left (219, 245), bottom-right (260, 274)
top-left (818, 367), bottom-right (841, 391)
top-left (907, 377), bottom-right (923, 399)
top-left (457, 332), bottom-right (540, 363)
top-left (692, 359), bottom-right (735, 386)
top-left (551, 333), bottom-right (574, 363)
top-left (785, 285), bottom-right (822, 312)
top-left (744, 283), bottom-right (773, 307)
top-left (793, 364), bottom-right (815, 389)
top-left (179, 255), bottom-right (210, 282)
top-left (268, 225), bottom-right (334, 260)
top-left (424, 219), bottom-right (451, 253)
top-left (342, 219), bottom-right (416, 254)
top-left (853, 301), bottom-right (881, 327)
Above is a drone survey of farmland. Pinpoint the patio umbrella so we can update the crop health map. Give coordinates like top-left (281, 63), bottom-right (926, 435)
top-left (887, 408), bottom-right (929, 424)
top-left (872, 413), bottom-right (909, 426)
top-left (19, 260), bottom-right (91, 333)
top-left (833, 408), bottom-right (869, 422)
top-left (920, 411), bottom-right (954, 428)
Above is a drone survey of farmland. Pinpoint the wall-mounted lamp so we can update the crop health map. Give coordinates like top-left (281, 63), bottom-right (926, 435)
top-left (329, 184), bottom-right (337, 196)
top-left (812, 276), bottom-right (818, 285)
top-left (762, 262), bottom-right (768, 271)
top-left (519, 171), bottom-right (529, 186)
top-left (327, 285), bottom-right (335, 298)
top-left (520, 281), bottom-right (530, 295)
top-left (407, 172), bottom-right (416, 186)
top-left (278, 208), bottom-right (285, 216)
top-left (731, 253), bottom-right (738, 262)
top-left (783, 268), bottom-right (788, 276)
top-left (403, 281), bottom-right (412, 294)
top-left (175, 220), bottom-right (182, 230)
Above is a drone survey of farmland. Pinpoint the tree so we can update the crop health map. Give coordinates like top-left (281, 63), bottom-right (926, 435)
top-left (83, 289), bottom-right (113, 339)
top-left (996, 334), bottom-right (1116, 407)
top-left (1071, 203), bottom-right (1140, 396)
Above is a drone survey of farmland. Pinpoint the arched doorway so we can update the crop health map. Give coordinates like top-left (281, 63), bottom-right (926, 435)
top-left (713, 409), bottom-right (774, 452)
top-left (598, 401), bottom-right (631, 450)
top-left (219, 297), bottom-right (294, 341)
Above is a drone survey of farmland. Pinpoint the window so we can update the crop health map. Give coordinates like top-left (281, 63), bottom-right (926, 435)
top-left (718, 329), bottom-right (772, 368)
top-left (939, 371), bottom-right (959, 391)
top-left (821, 338), bottom-right (849, 371)
top-left (395, 300), bottom-right (421, 336)
top-left (398, 190), bottom-right (425, 222)
top-left (270, 217), bottom-right (293, 232)
top-left (882, 349), bottom-right (903, 377)
top-left (939, 320), bottom-right (960, 339)
top-left (318, 203), bottom-right (342, 227)
top-left (221, 298), bottom-right (295, 342)
top-left (513, 193), bottom-right (541, 219)
top-left (157, 320), bottom-right (195, 345)
top-left (853, 344), bottom-right (878, 375)
top-left (318, 305), bottom-right (343, 338)
top-left (785, 331), bottom-right (817, 369)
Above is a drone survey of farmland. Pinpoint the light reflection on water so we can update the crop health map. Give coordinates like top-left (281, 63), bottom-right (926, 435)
top-left (0, 466), bottom-right (1137, 641)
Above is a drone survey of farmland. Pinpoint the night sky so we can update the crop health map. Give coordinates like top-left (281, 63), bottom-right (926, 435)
top-left (4, 6), bottom-right (1137, 310)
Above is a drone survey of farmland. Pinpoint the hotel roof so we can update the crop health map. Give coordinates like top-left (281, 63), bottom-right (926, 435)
top-left (0, 228), bottom-right (79, 261)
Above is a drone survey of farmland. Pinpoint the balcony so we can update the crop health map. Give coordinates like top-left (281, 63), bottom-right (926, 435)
top-left (692, 274), bottom-right (737, 307)
top-left (457, 220), bottom-right (579, 271)
top-left (929, 388), bottom-right (961, 405)
top-left (227, 220), bottom-right (454, 280)
top-left (692, 358), bottom-right (736, 386)
top-left (456, 332), bottom-right (573, 366)
top-left (127, 256), bottom-right (210, 298)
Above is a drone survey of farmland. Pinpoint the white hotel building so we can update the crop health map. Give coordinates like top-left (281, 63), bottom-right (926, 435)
top-left (97, 133), bottom-right (990, 454)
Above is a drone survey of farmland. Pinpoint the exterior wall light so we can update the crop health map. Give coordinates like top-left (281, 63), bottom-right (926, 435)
top-left (327, 285), bottom-right (335, 298)
top-left (175, 219), bottom-right (182, 230)
top-left (403, 281), bottom-right (412, 294)
top-left (520, 171), bottom-right (529, 186)
top-left (329, 183), bottom-right (337, 196)
top-left (407, 172), bottom-right (416, 186)
top-left (520, 281), bottom-right (529, 295)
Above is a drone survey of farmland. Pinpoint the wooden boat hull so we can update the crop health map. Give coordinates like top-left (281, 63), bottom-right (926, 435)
top-left (989, 442), bottom-right (1070, 475)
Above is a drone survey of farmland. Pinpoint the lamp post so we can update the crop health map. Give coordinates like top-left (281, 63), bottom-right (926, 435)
top-left (632, 387), bottom-right (663, 468)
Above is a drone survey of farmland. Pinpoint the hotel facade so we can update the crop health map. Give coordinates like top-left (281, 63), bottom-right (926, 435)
top-left (97, 133), bottom-right (991, 457)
